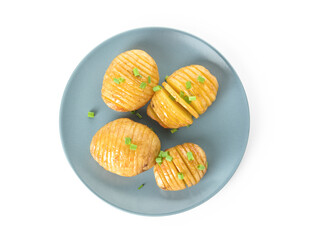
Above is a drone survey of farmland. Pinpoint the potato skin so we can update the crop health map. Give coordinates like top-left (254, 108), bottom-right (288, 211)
top-left (167, 65), bottom-right (218, 115)
top-left (101, 50), bottom-right (159, 112)
top-left (153, 143), bottom-right (207, 191)
top-left (90, 118), bottom-right (161, 177)
top-left (147, 65), bottom-right (218, 129)
top-left (147, 88), bottom-right (193, 129)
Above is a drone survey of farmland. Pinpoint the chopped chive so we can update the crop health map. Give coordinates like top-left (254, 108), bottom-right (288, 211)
top-left (198, 75), bottom-right (205, 83)
top-left (113, 78), bottom-right (120, 84)
top-left (156, 157), bottom-right (163, 165)
top-left (166, 155), bottom-right (173, 161)
top-left (125, 137), bottom-right (131, 145)
top-left (179, 91), bottom-right (184, 98)
top-left (130, 144), bottom-right (137, 150)
top-left (165, 75), bottom-right (169, 80)
top-left (187, 151), bottom-right (194, 161)
top-left (131, 110), bottom-right (142, 119)
top-left (138, 184), bottom-right (145, 189)
top-left (148, 76), bottom-right (151, 83)
top-left (178, 172), bottom-right (184, 180)
top-left (153, 85), bottom-right (161, 92)
top-left (189, 96), bottom-right (196, 101)
top-left (197, 164), bottom-right (205, 170)
top-left (133, 67), bottom-right (142, 77)
top-left (186, 81), bottom-right (191, 89)
top-left (184, 96), bottom-right (191, 104)
top-left (162, 151), bottom-right (169, 158)
top-left (169, 95), bottom-right (175, 101)
top-left (158, 150), bottom-right (164, 157)
top-left (119, 77), bottom-right (125, 83)
top-left (88, 112), bottom-right (95, 118)
top-left (136, 112), bottom-right (142, 119)
top-left (170, 128), bottom-right (178, 134)
top-left (187, 124), bottom-right (191, 128)
top-left (140, 82), bottom-right (147, 89)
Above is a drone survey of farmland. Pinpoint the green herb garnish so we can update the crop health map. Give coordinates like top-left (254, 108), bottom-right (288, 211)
top-left (156, 157), bottom-right (163, 165)
top-left (162, 151), bottom-right (169, 158)
top-left (197, 75), bottom-right (205, 83)
top-left (88, 112), bottom-right (95, 118)
top-left (153, 85), bottom-right (161, 92)
top-left (184, 96), bottom-right (191, 104)
top-left (187, 151), bottom-right (194, 160)
top-left (131, 110), bottom-right (142, 119)
top-left (188, 96), bottom-right (196, 101)
top-left (136, 112), bottom-right (142, 119)
top-left (119, 77), bottom-right (125, 83)
top-left (148, 76), bottom-right (151, 83)
top-left (140, 82), bottom-right (147, 89)
top-left (169, 95), bottom-right (175, 101)
top-left (125, 137), bottom-right (131, 145)
top-left (138, 184), bottom-right (145, 189)
top-left (187, 124), bottom-right (191, 128)
top-left (170, 128), bottom-right (178, 134)
top-left (113, 78), bottom-right (120, 84)
top-left (197, 164), bottom-right (205, 170)
top-left (165, 75), bottom-right (169, 80)
top-left (186, 81), bottom-right (191, 89)
top-left (166, 155), bottom-right (173, 161)
top-left (179, 91), bottom-right (184, 98)
top-left (133, 67), bottom-right (142, 77)
top-left (130, 144), bottom-right (137, 150)
top-left (178, 172), bottom-right (184, 180)
top-left (158, 150), bottom-right (164, 157)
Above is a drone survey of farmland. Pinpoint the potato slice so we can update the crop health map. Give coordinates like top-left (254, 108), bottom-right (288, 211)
top-left (101, 50), bottom-right (159, 112)
top-left (166, 65), bottom-right (218, 115)
top-left (153, 143), bottom-right (208, 191)
top-left (148, 88), bottom-right (193, 128)
top-left (162, 82), bottom-right (199, 119)
top-left (146, 104), bottom-right (169, 128)
top-left (90, 118), bottom-right (161, 177)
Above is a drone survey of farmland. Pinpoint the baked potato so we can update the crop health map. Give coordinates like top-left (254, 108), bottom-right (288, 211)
top-left (153, 143), bottom-right (208, 191)
top-left (147, 65), bottom-right (218, 128)
top-left (102, 49), bottom-right (160, 112)
top-left (90, 118), bottom-right (161, 177)
top-left (147, 88), bottom-right (193, 129)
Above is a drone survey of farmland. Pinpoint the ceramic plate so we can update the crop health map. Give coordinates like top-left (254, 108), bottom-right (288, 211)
top-left (59, 27), bottom-right (250, 216)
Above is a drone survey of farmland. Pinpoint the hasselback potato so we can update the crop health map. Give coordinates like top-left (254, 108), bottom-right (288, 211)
top-left (102, 49), bottom-right (159, 112)
top-left (153, 143), bottom-right (208, 191)
top-left (90, 118), bottom-right (161, 177)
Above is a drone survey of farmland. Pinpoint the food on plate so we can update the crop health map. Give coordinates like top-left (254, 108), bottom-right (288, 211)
top-left (153, 143), bottom-right (208, 191)
top-left (90, 118), bottom-right (161, 177)
top-left (101, 49), bottom-right (160, 112)
top-left (147, 65), bottom-right (218, 128)
top-left (147, 88), bottom-right (193, 129)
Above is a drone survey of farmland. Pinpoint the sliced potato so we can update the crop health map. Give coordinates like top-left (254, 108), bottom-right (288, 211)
top-left (101, 49), bottom-right (159, 112)
top-left (148, 88), bottom-right (193, 128)
top-left (90, 118), bottom-right (161, 177)
top-left (153, 143), bottom-right (208, 191)
top-left (167, 65), bottom-right (218, 115)
top-left (162, 82), bottom-right (199, 119)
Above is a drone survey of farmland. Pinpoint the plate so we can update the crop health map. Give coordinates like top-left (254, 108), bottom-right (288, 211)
top-left (59, 27), bottom-right (250, 216)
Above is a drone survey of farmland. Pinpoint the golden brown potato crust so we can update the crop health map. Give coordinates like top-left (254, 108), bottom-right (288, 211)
top-left (90, 118), bottom-right (161, 177)
top-left (147, 65), bottom-right (218, 128)
top-left (102, 50), bottom-right (159, 112)
top-left (153, 143), bottom-right (208, 191)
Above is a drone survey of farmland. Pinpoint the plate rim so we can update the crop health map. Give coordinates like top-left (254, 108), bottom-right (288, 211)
top-left (59, 26), bottom-right (250, 216)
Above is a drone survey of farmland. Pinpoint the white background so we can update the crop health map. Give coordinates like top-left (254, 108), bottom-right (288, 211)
top-left (1, 0), bottom-right (308, 239)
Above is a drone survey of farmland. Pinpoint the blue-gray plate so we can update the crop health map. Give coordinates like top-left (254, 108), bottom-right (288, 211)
top-left (59, 27), bottom-right (250, 216)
